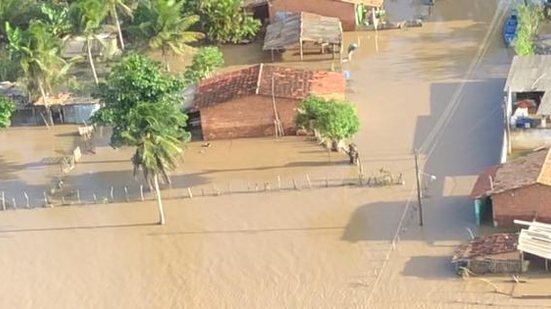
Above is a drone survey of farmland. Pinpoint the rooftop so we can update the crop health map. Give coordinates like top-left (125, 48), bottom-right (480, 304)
top-left (263, 12), bottom-right (343, 51)
top-left (504, 55), bottom-right (551, 92)
top-left (452, 233), bottom-right (519, 261)
top-left (471, 149), bottom-right (551, 198)
top-left (191, 64), bottom-right (346, 110)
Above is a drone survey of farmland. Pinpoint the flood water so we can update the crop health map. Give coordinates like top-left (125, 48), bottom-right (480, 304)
top-left (2, 0), bottom-right (551, 307)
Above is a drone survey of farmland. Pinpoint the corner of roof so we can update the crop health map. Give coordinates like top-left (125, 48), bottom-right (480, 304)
top-left (536, 148), bottom-right (551, 186)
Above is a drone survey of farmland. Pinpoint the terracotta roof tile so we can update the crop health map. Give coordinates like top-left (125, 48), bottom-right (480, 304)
top-left (192, 64), bottom-right (345, 110)
top-left (452, 233), bottom-right (518, 261)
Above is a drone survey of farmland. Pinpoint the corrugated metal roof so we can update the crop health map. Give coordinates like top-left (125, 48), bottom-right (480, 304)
top-left (263, 12), bottom-right (342, 51)
top-left (516, 220), bottom-right (551, 260)
top-left (504, 55), bottom-right (551, 92)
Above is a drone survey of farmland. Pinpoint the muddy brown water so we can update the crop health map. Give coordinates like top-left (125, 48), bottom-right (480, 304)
top-left (2, 0), bottom-right (551, 307)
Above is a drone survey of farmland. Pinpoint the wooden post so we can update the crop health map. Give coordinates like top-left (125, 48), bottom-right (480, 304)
top-left (325, 177), bottom-right (329, 188)
top-left (77, 190), bottom-right (81, 204)
top-left (124, 186), bottom-right (129, 202)
top-left (12, 198), bottom-right (16, 209)
top-left (277, 176), bottom-right (281, 191)
top-left (24, 192), bottom-right (30, 208)
top-left (300, 40), bottom-right (304, 60)
top-left (414, 150), bottom-right (424, 226)
top-left (93, 193), bottom-right (97, 203)
top-left (293, 178), bottom-right (298, 190)
top-left (110, 186), bottom-right (114, 201)
top-left (187, 187), bottom-right (193, 199)
top-left (255, 183), bottom-right (259, 192)
top-left (140, 185), bottom-right (144, 201)
top-left (1, 191), bottom-right (4, 211)
top-left (306, 174), bottom-right (312, 189)
top-left (43, 192), bottom-right (49, 208)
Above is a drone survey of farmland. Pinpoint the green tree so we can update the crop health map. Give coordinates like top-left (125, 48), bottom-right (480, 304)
top-left (199, 0), bottom-right (260, 44)
top-left (92, 54), bottom-right (190, 224)
top-left (515, 4), bottom-right (543, 56)
top-left (296, 96), bottom-right (360, 151)
top-left (70, 0), bottom-right (110, 84)
top-left (182, 46), bottom-right (224, 85)
top-left (131, 0), bottom-right (203, 71)
top-left (6, 21), bottom-right (72, 125)
top-left (0, 96), bottom-right (16, 128)
top-left (40, 2), bottom-right (72, 38)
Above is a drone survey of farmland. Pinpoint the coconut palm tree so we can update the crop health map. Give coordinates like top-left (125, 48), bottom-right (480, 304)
top-left (128, 102), bottom-right (186, 225)
top-left (6, 21), bottom-right (72, 126)
top-left (70, 0), bottom-right (110, 84)
top-left (105, 0), bottom-right (134, 50)
top-left (132, 0), bottom-right (203, 71)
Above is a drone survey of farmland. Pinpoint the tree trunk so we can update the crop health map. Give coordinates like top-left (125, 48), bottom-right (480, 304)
top-left (162, 47), bottom-right (170, 72)
top-left (112, 5), bottom-right (125, 50)
top-left (38, 80), bottom-right (54, 127)
top-left (87, 38), bottom-right (99, 84)
top-left (153, 174), bottom-right (166, 225)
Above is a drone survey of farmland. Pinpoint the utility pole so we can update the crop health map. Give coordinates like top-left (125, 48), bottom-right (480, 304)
top-left (414, 149), bottom-right (424, 226)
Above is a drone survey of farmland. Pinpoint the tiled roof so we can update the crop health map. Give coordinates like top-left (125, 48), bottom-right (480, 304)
top-left (452, 233), bottom-right (519, 261)
top-left (192, 64), bottom-right (346, 110)
top-left (471, 149), bottom-right (551, 198)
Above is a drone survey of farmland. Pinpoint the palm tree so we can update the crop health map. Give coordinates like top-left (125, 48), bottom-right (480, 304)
top-left (105, 0), bottom-right (134, 50)
top-left (6, 21), bottom-right (72, 126)
top-left (70, 0), bottom-right (110, 84)
top-left (129, 103), bottom-right (185, 225)
top-left (133, 0), bottom-right (203, 71)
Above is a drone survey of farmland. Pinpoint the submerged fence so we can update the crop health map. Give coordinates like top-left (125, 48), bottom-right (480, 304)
top-left (0, 169), bottom-right (405, 211)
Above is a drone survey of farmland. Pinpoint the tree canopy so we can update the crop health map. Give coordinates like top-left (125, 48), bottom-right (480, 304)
top-left (515, 4), bottom-right (543, 56)
top-left (0, 96), bottom-right (16, 129)
top-left (296, 96), bottom-right (360, 142)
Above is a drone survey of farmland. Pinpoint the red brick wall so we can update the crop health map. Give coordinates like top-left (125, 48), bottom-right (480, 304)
top-left (200, 95), bottom-right (299, 140)
top-left (269, 0), bottom-right (355, 31)
top-left (492, 184), bottom-right (551, 227)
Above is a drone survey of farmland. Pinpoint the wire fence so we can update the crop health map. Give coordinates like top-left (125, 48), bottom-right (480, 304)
top-left (0, 168), bottom-right (406, 211)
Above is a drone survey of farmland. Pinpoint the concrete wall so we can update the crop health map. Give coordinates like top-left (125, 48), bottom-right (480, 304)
top-left (269, 0), bottom-right (355, 31)
top-left (492, 184), bottom-right (551, 227)
top-left (199, 95), bottom-right (299, 140)
top-left (511, 128), bottom-right (551, 150)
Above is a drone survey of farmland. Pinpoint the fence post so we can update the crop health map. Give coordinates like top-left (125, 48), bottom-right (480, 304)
top-left (293, 178), bottom-right (298, 190)
top-left (187, 187), bottom-right (193, 199)
top-left (213, 184), bottom-right (220, 196)
top-left (110, 186), bottom-right (114, 201)
top-left (43, 192), bottom-right (49, 208)
top-left (93, 193), bottom-right (97, 203)
top-left (264, 182), bottom-right (270, 192)
top-left (255, 183), bottom-right (259, 192)
top-left (77, 190), bottom-right (81, 204)
top-left (61, 195), bottom-right (65, 205)
top-left (140, 185), bottom-right (144, 201)
top-left (247, 182), bottom-right (251, 192)
top-left (277, 176), bottom-right (281, 191)
top-left (1, 191), bottom-right (5, 211)
top-left (124, 186), bottom-right (129, 202)
top-left (325, 177), bottom-right (329, 188)
top-left (24, 192), bottom-right (30, 208)
top-left (12, 198), bottom-right (16, 209)
top-left (306, 174), bottom-right (312, 189)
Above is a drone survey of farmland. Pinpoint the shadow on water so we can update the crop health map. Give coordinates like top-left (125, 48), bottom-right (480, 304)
top-left (401, 255), bottom-right (456, 278)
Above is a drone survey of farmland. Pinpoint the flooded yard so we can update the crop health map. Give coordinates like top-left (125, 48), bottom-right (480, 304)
top-left (2, 0), bottom-right (551, 307)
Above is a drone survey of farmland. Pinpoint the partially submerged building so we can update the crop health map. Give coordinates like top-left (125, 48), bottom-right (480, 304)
top-left (471, 148), bottom-right (551, 227)
top-left (504, 55), bottom-right (551, 151)
top-left (263, 12), bottom-right (343, 61)
top-left (268, 0), bottom-right (384, 31)
top-left (452, 233), bottom-right (526, 275)
top-left (183, 64), bottom-right (345, 141)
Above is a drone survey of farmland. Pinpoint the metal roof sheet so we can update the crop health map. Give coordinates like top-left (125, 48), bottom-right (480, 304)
top-left (263, 12), bottom-right (342, 51)
top-left (504, 55), bottom-right (551, 92)
top-left (516, 220), bottom-right (551, 260)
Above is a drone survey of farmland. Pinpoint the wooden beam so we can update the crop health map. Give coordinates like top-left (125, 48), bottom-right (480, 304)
top-left (300, 40), bottom-right (304, 60)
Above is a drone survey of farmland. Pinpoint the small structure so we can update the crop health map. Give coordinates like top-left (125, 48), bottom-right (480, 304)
top-left (184, 64), bottom-right (345, 141)
top-left (263, 12), bottom-right (343, 61)
top-left (269, 0), bottom-right (384, 31)
top-left (33, 93), bottom-right (100, 124)
top-left (452, 233), bottom-right (526, 275)
top-left (504, 55), bottom-right (551, 151)
top-left (242, 0), bottom-right (270, 23)
top-left (516, 220), bottom-right (551, 271)
top-left (471, 148), bottom-right (551, 227)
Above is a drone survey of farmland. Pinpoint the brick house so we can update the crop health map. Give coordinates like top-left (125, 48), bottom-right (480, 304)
top-left (269, 0), bottom-right (384, 31)
top-left (471, 149), bottom-right (551, 227)
top-left (186, 64), bottom-right (345, 141)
